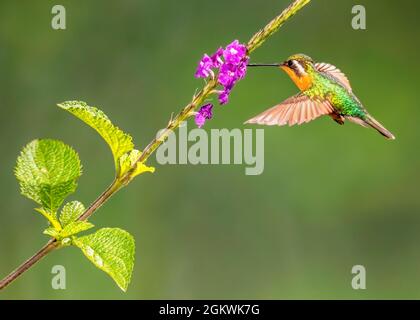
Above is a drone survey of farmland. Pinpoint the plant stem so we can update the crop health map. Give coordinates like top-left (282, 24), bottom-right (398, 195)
top-left (78, 179), bottom-right (122, 221)
top-left (0, 180), bottom-right (121, 291)
top-left (0, 0), bottom-right (311, 292)
top-left (0, 239), bottom-right (60, 290)
top-left (247, 0), bottom-right (311, 54)
top-left (136, 79), bottom-right (217, 164)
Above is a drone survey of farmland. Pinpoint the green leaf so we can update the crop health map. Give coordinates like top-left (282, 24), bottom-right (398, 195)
top-left (60, 201), bottom-right (85, 227)
top-left (15, 139), bottom-right (82, 213)
top-left (58, 101), bottom-right (134, 171)
top-left (35, 207), bottom-right (62, 230)
top-left (73, 228), bottom-right (135, 291)
top-left (60, 221), bottom-right (94, 238)
top-left (43, 229), bottom-right (72, 246)
top-left (119, 149), bottom-right (155, 180)
top-left (43, 227), bottom-right (59, 238)
top-left (44, 220), bottom-right (93, 240)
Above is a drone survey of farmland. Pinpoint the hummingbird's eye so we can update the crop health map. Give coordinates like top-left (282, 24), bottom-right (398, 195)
top-left (287, 60), bottom-right (294, 68)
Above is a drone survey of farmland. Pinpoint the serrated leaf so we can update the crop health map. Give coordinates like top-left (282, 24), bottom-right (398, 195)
top-left (15, 139), bottom-right (82, 213)
top-left (60, 221), bottom-right (94, 238)
top-left (58, 101), bottom-right (134, 171)
top-left (60, 201), bottom-right (85, 227)
top-left (43, 221), bottom-right (93, 240)
top-left (73, 228), bottom-right (135, 291)
top-left (119, 149), bottom-right (155, 180)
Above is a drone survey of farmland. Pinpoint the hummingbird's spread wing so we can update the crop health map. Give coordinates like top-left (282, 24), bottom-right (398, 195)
top-left (245, 94), bottom-right (334, 127)
top-left (315, 63), bottom-right (352, 92)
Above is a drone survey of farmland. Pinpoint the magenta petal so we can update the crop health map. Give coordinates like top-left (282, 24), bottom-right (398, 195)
top-left (195, 114), bottom-right (206, 128)
top-left (195, 54), bottom-right (213, 78)
top-left (218, 63), bottom-right (237, 87)
top-left (195, 104), bottom-right (214, 128)
top-left (236, 57), bottom-right (249, 79)
top-left (223, 40), bottom-right (247, 65)
top-left (211, 47), bottom-right (224, 68)
top-left (218, 90), bottom-right (230, 105)
top-left (194, 40), bottom-right (249, 107)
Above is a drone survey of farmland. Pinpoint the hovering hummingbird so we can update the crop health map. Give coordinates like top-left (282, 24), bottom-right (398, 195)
top-left (246, 54), bottom-right (395, 140)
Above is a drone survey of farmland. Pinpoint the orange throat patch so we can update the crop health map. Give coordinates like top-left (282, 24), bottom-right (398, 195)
top-left (281, 66), bottom-right (313, 91)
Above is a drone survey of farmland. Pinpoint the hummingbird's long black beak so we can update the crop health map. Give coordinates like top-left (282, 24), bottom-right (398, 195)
top-left (247, 63), bottom-right (281, 67)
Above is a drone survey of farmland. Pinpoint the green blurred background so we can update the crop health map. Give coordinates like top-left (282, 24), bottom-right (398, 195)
top-left (0, 0), bottom-right (419, 299)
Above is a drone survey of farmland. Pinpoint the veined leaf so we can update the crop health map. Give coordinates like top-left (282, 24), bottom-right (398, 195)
top-left (15, 139), bottom-right (82, 213)
top-left (60, 221), bottom-right (94, 238)
top-left (44, 221), bottom-right (93, 240)
top-left (73, 228), bottom-right (135, 291)
top-left (60, 201), bottom-right (85, 227)
top-left (58, 101), bottom-right (134, 171)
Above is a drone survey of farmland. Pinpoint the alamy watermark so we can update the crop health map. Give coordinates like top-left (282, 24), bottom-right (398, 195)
top-left (352, 5), bottom-right (366, 30)
top-left (155, 122), bottom-right (264, 175)
top-left (51, 5), bottom-right (66, 30)
top-left (51, 265), bottom-right (66, 290)
top-left (351, 264), bottom-right (366, 290)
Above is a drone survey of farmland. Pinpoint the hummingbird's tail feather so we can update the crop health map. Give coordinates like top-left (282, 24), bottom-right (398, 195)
top-left (363, 114), bottom-right (396, 140)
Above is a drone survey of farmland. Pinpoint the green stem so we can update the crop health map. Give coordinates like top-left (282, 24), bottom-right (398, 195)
top-left (0, 0), bottom-right (311, 292)
top-left (247, 0), bottom-right (311, 54)
top-left (136, 79), bottom-right (217, 164)
top-left (78, 179), bottom-right (122, 221)
top-left (0, 239), bottom-right (60, 290)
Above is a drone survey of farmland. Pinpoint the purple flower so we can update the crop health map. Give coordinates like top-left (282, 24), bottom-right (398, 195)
top-left (223, 40), bottom-right (247, 65)
top-left (195, 54), bottom-right (214, 78)
top-left (195, 48), bottom-right (224, 79)
top-left (195, 104), bottom-right (213, 128)
top-left (236, 57), bottom-right (249, 79)
top-left (194, 40), bottom-right (249, 108)
top-left (218, 90), bottom-right (230, 105)
top-left (211, 47), bottom-right (224, 68)
top-left (218, 63), bottom-right (237, 87)
top-left (218, 59), bottom-right (248, 87)
top-left (216, 51), bottom-right (249, 105)
top-left (218, 81), bottom-right (234, 105)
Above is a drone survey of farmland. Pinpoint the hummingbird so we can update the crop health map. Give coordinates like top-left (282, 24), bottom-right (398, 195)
top-left (245, 54), bottom-right (395, 140)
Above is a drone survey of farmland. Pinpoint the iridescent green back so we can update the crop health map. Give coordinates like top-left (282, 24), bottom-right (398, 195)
top-left (305, 68), bottom-right (367, 119)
